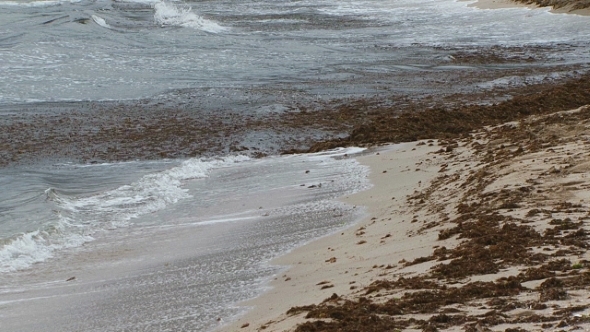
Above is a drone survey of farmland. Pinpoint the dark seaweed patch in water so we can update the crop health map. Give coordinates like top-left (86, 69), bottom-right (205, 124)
top-left (2, 71), bottom-right (590, 167)
top-left (305, 73), bottom-right (590, 152)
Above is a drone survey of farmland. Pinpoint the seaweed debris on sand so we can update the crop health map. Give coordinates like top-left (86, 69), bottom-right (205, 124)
top-left (226, 104), bottom-right (590, 332)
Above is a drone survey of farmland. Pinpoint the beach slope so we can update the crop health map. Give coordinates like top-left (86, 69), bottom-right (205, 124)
top-left (221, 105), bottom-right (590, 331)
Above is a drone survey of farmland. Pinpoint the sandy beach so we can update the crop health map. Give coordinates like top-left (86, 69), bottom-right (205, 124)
top-left (220, 104), bottom-right (590, 331)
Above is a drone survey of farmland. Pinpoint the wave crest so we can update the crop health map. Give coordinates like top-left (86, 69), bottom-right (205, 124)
top-left (91, 14), bottom-right (111, 29)
top-left (0, 155), bottom-right (249, 273)
top-left (153, 1), bottom-right (227, 33)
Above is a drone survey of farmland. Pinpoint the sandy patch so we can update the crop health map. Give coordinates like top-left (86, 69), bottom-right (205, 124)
top-left (219, 105), bottom-right (590, 332)
top-left (217, 142), bottom-right (445, 331)
top-left (551, 4), bottom-right (590, 15)
top-left (469, 0), bottom-right (590, 15)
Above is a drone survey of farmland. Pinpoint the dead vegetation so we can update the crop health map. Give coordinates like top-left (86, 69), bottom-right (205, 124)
top-left (2, 70), bottom-right (590, 167)
top-left (305, 73), bottom-right (590, 153)
top-left (281, 105), bottom-right (590, 331)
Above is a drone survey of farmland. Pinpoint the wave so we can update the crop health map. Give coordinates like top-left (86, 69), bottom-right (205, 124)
top-left (153, 1), bottom-right (227, 33)
top-left (0, 155), bottom-right (249, 273)
top-left (91, 14), bottom-right (111, 29)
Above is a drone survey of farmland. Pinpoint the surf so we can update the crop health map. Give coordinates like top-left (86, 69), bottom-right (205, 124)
top-left (0, 155), bottom-right (249, 273)
top-left (153, 1), bottom-right (227, 33)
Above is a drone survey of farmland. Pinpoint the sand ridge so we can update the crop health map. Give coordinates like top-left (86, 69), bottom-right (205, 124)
top-left (220, 105), bottom-right (590, 331)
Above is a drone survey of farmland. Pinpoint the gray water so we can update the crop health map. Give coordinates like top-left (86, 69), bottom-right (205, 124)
top-left (1, 0), bottom-right (589, 330)
top-left (0, 147), bottom-right (370, 331)
top-left (1, 0), bottom-right (589, 105)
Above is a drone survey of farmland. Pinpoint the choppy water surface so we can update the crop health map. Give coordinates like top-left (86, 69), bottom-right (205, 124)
top-left (1, 0), bottom-right (589, 104)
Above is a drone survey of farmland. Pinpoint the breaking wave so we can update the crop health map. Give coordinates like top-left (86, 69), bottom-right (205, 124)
top-left (0, 155), bottom-right (249, 272)
top-left (153, 1), bottom-right (227, 33)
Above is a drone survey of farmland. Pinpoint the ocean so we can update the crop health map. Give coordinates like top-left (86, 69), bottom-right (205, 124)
top-left (0, 0), bottom-right (589, 330)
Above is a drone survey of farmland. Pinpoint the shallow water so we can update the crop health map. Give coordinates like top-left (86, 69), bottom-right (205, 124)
top-left (0, 147), bottom-right (371, 331)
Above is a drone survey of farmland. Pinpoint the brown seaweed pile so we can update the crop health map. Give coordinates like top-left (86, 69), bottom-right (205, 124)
top-left (1, 69), bottom-right (590, 167)
top-left (305, 73), bottom-right (590, 153)
top-left (280, 105), bottom-right (590, 331)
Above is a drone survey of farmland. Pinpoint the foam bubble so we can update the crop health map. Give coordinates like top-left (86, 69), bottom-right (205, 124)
top-left (0, 155), bottom-right (250, 272)
top-left (0, 228), bottom-right (93, 273)
top-left (153, 1), bottom-right (227, 33)
top-left (91, 14), bottom-right (111, 29)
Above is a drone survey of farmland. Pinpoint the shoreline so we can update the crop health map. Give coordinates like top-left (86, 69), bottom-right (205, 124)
top-left (217, 142), bottom-right (445, 331)
top-left (219, 105), bottom-right (590, 331)
top-left (0, 150), bottom-right (369, 332)
top-left (3, 69), bottom-right (590, 168)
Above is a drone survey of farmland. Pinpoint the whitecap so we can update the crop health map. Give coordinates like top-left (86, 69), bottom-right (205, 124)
top-left (0, 155), bottom-right (250, 272)
top-left (153, 1), bottom-right (227, 33)
top-left (0, 228), bottom-right (93, 273)
top-left (91, 14), bottom-right (111, 29)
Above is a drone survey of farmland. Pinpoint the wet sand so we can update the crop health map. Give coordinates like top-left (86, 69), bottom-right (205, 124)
top-left (0, 150), bottom-right (367, 332)
top-left (221, 104), bottom-right (590, 331)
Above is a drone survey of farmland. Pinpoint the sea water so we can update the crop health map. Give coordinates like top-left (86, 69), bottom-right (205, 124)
top-left (0, 147), bottom-right (371, 331)
top-left (1, 0), bottom-right (589, 330)
top-left (1, 0), bottom-right (589, 104)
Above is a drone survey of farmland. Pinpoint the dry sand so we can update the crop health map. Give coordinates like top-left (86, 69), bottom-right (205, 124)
top-left (219, 105), bottom-right (590, 332)
top-left (469, 0), bottom-right (590, 15)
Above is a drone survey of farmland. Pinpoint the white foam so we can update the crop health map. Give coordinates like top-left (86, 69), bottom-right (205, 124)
top-left (91, 14), bottom-right (111, 29)
top-left (304, 147), bottom-right (366, 160)
top-left (52, 155), bottom-right (250, 228)
top-left (153, 1), bottom-right (227, 33)
top-left (476, 72), bottom-right (573, 89)
top-left (0, 229), bottom-right (92, 273)
top-left (0, 155), bottom-right (250, 273)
